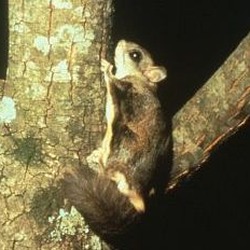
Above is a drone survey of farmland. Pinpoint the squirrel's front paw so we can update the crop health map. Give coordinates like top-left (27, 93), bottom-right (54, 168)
top-left (101, 59), bottom-right (113, 77)
top-left (86, 148), bottom-right (103, 172)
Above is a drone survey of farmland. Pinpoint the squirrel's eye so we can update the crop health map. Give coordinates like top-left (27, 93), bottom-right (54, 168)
top-left (129, 50), bottom-right (142, 63)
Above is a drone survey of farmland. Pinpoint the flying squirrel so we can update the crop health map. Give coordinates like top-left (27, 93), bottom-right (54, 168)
top-left (62, 40), bottom-right (169, 245)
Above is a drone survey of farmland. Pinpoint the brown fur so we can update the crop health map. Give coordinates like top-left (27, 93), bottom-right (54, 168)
top-left (62, 167), bottom-right (141, 240)
top-left (61, 40), bottom-right (168, 247)
top-left (103, 76), bottom-right (168, 195)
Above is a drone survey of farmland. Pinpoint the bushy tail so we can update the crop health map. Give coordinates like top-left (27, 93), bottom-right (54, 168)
top-left (61, 166), bottom-right (141, 242)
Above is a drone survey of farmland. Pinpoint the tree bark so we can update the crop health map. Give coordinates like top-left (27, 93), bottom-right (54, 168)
top-left (1, 0), bottom-right (112, 249)
top-left (168, 32), bottom-right (250, 190)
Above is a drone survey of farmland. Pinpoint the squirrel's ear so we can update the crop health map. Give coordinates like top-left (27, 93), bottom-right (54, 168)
top-left (144, 66), bottom-right (167, 83)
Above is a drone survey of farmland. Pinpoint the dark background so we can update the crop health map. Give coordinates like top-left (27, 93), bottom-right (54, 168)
top-left (1, 0), bottom-right (250, 249)
top-left (0, 1), bottom-right (8, 79)
top-left (111, 1), bottom-right (250, 249)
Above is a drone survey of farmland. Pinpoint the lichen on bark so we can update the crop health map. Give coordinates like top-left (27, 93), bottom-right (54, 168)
top-left (0, 0), bottom-right (112, 249)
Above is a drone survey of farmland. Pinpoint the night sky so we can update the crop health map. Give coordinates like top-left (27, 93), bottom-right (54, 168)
top-left (1, 1), bottom-right (250, 249)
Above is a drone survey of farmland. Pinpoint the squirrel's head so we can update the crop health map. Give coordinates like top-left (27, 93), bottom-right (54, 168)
top-left (114, 40), bottom-right (167, 84)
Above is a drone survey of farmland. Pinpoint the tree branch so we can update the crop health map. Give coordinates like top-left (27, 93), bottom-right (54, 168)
top-left (168, 32), bottom-right (250, 190)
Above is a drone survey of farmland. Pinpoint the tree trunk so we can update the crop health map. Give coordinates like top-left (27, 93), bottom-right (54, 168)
top-left (0, 1), bottom-right (112, 249)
